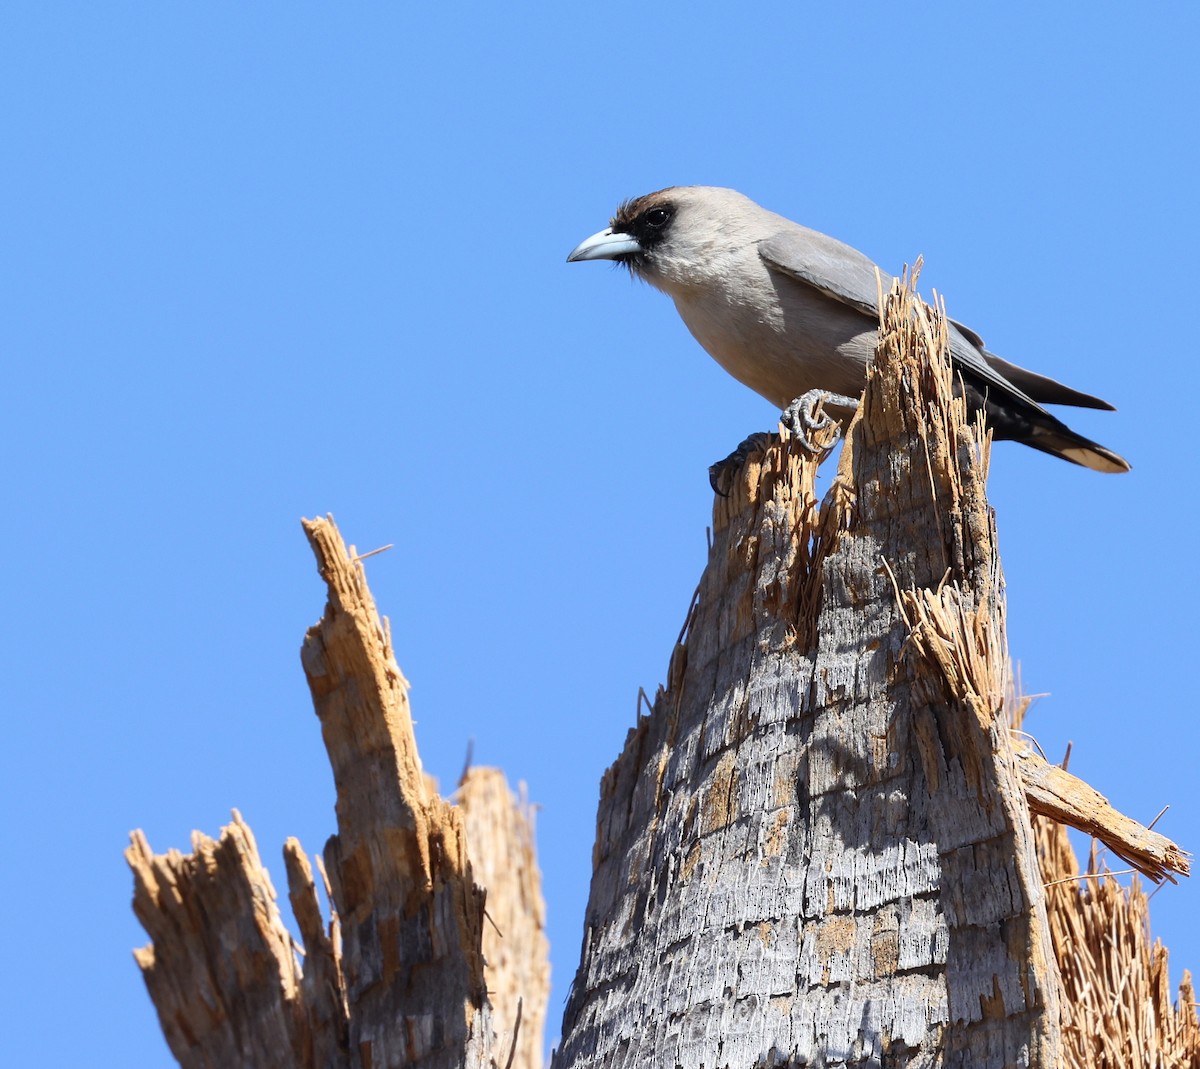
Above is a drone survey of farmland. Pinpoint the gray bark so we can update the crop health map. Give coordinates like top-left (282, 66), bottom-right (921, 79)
top-left (553, 278), bottom-right (1062, 1068)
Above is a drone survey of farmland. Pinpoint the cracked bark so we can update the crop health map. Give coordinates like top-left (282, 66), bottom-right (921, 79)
top-left (555, 275), bottom-right (1071, 1069)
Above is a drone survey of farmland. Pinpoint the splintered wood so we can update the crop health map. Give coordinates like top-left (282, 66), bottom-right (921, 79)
top-left (900, 579), bottom-right (1188, 885)
top-left (552, 273), bottom-right (1193, 1069)
top-left (459, 769), bottom-right (550, 1069)
top-left (1036, 817), bottom-right (1200, 1068)
top-left (300, 515), bottom-right (495, 1069)
top-left (127, 812), bottom-right (306, 1069)
top-left (127, 517), bottom-right (549, 1069)
top-left (127, 277), bottom-right (1193, 1068)
top-left (1018, 748), bottom-right (1189, 884)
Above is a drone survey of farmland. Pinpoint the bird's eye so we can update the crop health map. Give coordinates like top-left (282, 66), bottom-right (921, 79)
top-left (644, 207), bottom-right (671, 229)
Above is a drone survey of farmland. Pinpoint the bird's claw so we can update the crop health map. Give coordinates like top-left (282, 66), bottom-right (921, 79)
top-left (708, 432), bottom-right (777, 497)
top-left (779, 390), bottom-right (856, 452)
top-left (708, 391), bottom-right (857, 497)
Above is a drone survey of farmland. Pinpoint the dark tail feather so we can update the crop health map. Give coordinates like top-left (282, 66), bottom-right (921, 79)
top-left (957, 367), bottom-right (1129, 472)
top-left (1019, 421), bottom-right (1131, 473)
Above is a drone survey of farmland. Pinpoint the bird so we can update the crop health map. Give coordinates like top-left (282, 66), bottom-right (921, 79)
top-left (567, 186), bottom-right (1129, 475)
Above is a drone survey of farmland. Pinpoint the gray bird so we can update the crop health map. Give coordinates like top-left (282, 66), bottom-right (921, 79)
top-left (567, 186), bottom-right (1129, 474)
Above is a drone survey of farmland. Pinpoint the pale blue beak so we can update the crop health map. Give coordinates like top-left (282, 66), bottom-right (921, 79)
top-left (566, 227), bottom-right (642, 262)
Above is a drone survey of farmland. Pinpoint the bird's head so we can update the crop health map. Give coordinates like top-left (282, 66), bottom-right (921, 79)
top-left (567, 186), bottom-right (765, 293)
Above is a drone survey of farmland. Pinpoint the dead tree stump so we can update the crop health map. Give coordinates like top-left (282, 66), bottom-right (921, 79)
top-left (551, 275), bottom-right (1186, 1068)
top-left (128, 273), bottom-right (1191, 1069)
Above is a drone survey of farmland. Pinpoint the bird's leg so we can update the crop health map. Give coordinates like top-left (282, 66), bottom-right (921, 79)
top-left (708, 391), bottom-right (857, 497)
top-left (708, 431), bottom-right (777, 497)
top-left (780, 389), bottom-right (858, 451)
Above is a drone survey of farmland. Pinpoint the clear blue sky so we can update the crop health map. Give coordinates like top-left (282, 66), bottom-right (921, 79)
top-left (3, 5), bottom-right (1197, 1064)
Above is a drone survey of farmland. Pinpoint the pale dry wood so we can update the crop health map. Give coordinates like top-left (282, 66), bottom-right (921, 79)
top-left (900, 583), bottom-right (1189, 885)
top-left (1035, 816), bottom-right (1200, 1068)
top-left (554, 273), bottom-right (1062, 1068)
top-left (300, 514), bottom-right (496, 1069)
top-left (283, 839), bottom-right (349, 1068)
top-left (459, 768), bottom-right (550, 1069)
top-left (127, 811), bottom-right (309, 1069)
top-left (1016, 748), bottom-right (1189, 884)
top-left (130, 517), bottom-right (552, 1069)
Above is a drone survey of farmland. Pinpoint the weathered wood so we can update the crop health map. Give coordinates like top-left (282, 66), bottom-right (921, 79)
top-left (283, 840), bottom-right (350, 1067)
top-left (554, 275), bottom-right (1064, 1068)
top-left (129, 518), bottom-right (551, 1069)
top-left (297, 515), bottom-right (495, 1069)
top-left (459, 768), bottom-right (550, 1069)
top-left (125, 290), bottom-right (1190, 1067)
top-left (127, 812), bottom-right (310, 1069)
top-left (1016, 748), bottom-right (1189, 884)
top-left (1035, 815), bottom-right (1200, 1067)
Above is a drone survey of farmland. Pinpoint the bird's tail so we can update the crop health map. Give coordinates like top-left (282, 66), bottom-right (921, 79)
top-left (1019, 419), bottom-right (1130, 473)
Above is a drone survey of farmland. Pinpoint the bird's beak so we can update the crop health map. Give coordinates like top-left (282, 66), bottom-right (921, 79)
top-left (566, 227), bottom-right (642, 263)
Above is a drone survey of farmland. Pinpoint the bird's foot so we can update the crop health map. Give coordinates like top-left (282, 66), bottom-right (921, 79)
top-left (709, 431), bottom-right (777, 497)
top-left (779, 390), bottom-right (857, 452)
top-left (708, 392), bottom-right (855, 496)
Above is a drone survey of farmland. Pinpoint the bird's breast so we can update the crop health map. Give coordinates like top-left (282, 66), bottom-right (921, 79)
top-left (669, 272), bottom-right (876, 410)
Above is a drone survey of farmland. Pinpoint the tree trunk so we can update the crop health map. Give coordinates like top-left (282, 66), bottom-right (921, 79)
top-left (554, 275), bottom-right (1063, 1068)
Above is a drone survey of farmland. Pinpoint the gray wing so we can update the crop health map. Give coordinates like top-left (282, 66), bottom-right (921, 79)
top-left (942, 316), bottom-right (1111, 411)
top-left (977, 351), bottom-right (1115, 411)
top-left (757, 228), bottom-right (1050, 412)
top-left (757, 226), bottom-right (890, 321)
